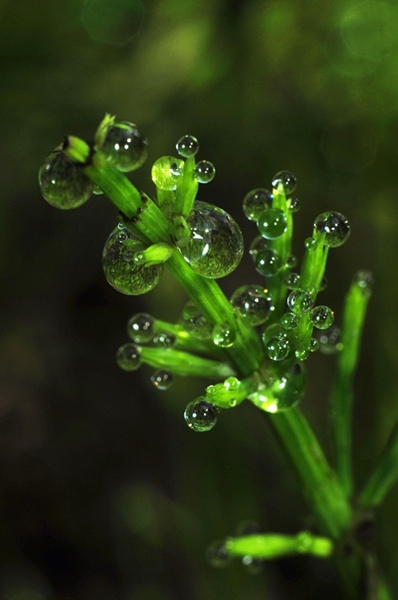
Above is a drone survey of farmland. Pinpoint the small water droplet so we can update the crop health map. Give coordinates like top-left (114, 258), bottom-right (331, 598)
top-left (206, 541), bottom-right (232, 568)
top-left (281, 312), bottom-right (298, 329)
top-left (176, 134), bottom-right (199, 158)
top-left (266, 337), bottom-right (291, 361)
top-left (249, 236), bottom-right (269, 261)
top-left (257, 208), bottom-right (287, 240)
top-left (230, 285), bottom-right (274, 326)
top-left (184, 399), bottom-right (219, 432)
top-left (116, 343), bottom-right (141, 371)
top-left (313, 212), bottom-right (350, 247)
top-left (151, 369), bottom-right (174, 390)
top-left (288, 197), bottom-right (300, 212)
top-left (271, 171), bottom-right (297, 194)
top-left (287, 289), bottom-right (314, 315)
top-left (310, 337), bottom-right (320, 352)
top-left (153, 332), bottom-right (176, 348)
top-left (100, 121), bottom-right (148, 172)
top-left (295, 346), bottom-right (310, 360)
top-left (93, 184), bottom-right (103, 195)
top-left (212, 322), bottom-right (236, 348)
top-left (243, 188), bottom-right (273, 221)
top-left (127, 313), bottom-right (154, 344)
top-left (194, 160), bottom-right (215, 183)
top-left (304, 237), bottom-right (317, 250)
top-left (151, 156), bottom-right (184, 190)
top-left (285, 272), bottom-right (301, 289)
top-left (286, 255), bottom-right (297, 268)
top-left (310, 306), bottom-right (334, 329)
top-left (223, 376), bottom-right (240, 391)
top-left (255, 248), bottom-right (283, 276)
top-left (353, 270), bottom-right (374, 290)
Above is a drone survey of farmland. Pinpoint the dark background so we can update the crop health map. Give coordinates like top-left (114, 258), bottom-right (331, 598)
top-left (1, 0), bottom-right (398, 598)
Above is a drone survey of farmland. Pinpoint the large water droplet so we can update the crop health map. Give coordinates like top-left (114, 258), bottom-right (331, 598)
top-left (180, 300), bottom-right (212, 339)
top-left (287, 289), bottom-right (314, 315)
top-left (100, 121), bottom-right (148, 172)
top-left (181, 201), bottom-right (244, 278)
top-left (184, 399), bottom-right (219, 432)
top-left (310, 306), bottom-right (334, 330)
top-left (127, 313), bottom-right (155, 343)
top-left (266, 337), bottom-right (291, 361)
top-left (271, 171), bottom-right (297, 194)
top-left (151, 369), bottom-right (174, 390)
top-left (194, 160), bottom-right (215, 183)
top-left (151, 156), bottom-right (184, 191)
top-left (212, 322), bottom-right (236, 348)
top-left (230, 285), bottom-right (274, 326)
top-left (257, 208), bottom-right (287, 240)
top-left (176, 135), bottom-right (199, 158)
top-left (250, 362), bottom-right (306, 412)
top-left (206, 541), bottom-right (232, 568)
top-left (116, 343), bottom-right (141, 371)
top-left (249, 236), bottom-right (268, 261)
top-left (313, 212), bottom-right (350, 247)
top-left (255, 248), bottom-right (282, 277)
top-left (39, 147), bottom-right (94, 209)
top-left (243, 188), bottom-right (273, 221)
top-left (102, 225), bottom-right (163, 295)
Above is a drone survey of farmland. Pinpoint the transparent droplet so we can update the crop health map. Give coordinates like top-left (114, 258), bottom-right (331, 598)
top-left (39, 147), bottom-right (94, 209)
top-left (295, 346), bottom-right (310, 360)
top-left (289, 197), bottom-right (300, 212)
top-left (212, 322), bottom-right (236, 348)
top-left (230, 285), bottom-right (274, 326)
top-left (181, 201), bottom-right (244, 279)
top-left (249, 236), bottom-right (268, 261)
top-left (318, 326), bottom-right (342, 355)
top-left (153, 332), bottom-right (176, 348)
top-left (194, 160), bottom-right (215, 183)
top-left (262, 323), bottom-right (287, 345)
top-left (257, 208), bottom-right (287, 240)
top-left (266, 337), bottom-right (291, 361)
top-left (249, 362), bottom-right (306, 412)
top-left (287, 289), bottom-right (314, 315)
top-left (313, 212), bottom-right (350, 247)
top-left (151, 156), bottom-right (184, 191)
top-left (319, 276), bottom-right (328, 291)
top-left (223, 377), bottom-right (240, 391)
top-left (180, 301), bottom-right (212, 339)
top-left (181, 299), bottom-right (198, 321)
top-left (271, 171), bottom-right (297, 194)
top-left (285, 272), bottom-right (301, 289)
top-left (151, 369), bottom-right (174, 390)
top-left (281, 312), bottom-right (298, 330)
top-left (243, 188), bottom-right (273, 221)
top-left (116, 343), bottom-right (141, 371)
top-left (93, 184), bottom-right (103, 195)
top-left (310, 337), bottom-right (320, 352)
top-left (176, 134), bottom-right (199, 158)
top-left (206, 541), bottom-right (232, 568)
top-left (310, 306), bottom-right (334, 330)
top-left (102, 225), bottom-right (163, 295)
top-left (100, 121), bottom-right (148, 172)
top-left (304, 237), bottom-right (317, 250)
top-left (286, 255), bottom-right (297, 268)
top-left (127, 313), bottom-right (154, 343)
top-left (353, 270), bottom-right (374, 291)
top-left (184, 399), bottom-right (219, 432)
top-left (242, 556), bottom-right (264, 575)
top-left (255, 248), bottom-right (282, 277)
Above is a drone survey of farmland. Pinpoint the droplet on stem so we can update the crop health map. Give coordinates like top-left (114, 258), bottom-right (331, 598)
top-left (176, 135), bottom-right (199, 158)
top-left (243, 189), bottom-right (273, 221)
top-left (313, 212), bottom-right (350, 247)
top-left (271, 171), bottom-right (297, 194)
top-left (184, 399), bottom-right (219, 432)
top-left (100, 121), bottom-right (148, 172)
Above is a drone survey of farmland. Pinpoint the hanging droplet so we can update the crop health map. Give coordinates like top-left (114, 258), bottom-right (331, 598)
top-left (184, 399), bottom-right (219, 432)
top-left (206, 541), bottom-right (232, 568)
top-left (127, 313), bottom-right (155, 343)
top-left (271, 171), bottom-right (297, 194)
top-left (266, 337), bottom-right (291, 361)
top-left (151, 369), bottom-right (174, 390)
top-left (313, 212), bottom-right (350, 248)
top-left (281, 312), bottom-right (298, 329)
top-left (102, 225), bottom-right (163, 295)
top-left (39, 147), bottom-right (94, 209)
top-left (153, 332), bottom-right (176, 348)
top-left (249, 235), bottom-right (268, 261)
top-left (310, 338), bottom-right (320, 352)
top-left (176, 134), bottom-right (199, 158)
top-left (151, 156), bottom-right (184, 191)
top-left (255, 248), bottom-right (283, 277)
top-left (304, 237), bottom-right (317, 250)
top-left (194, 160), bottom-right (215, 183)
top-left (116, 343), bottom-right (141, 371)
top-left (353, 270), bottom-right (374, 291)
top-left (230, 285), bottom-right (274, 326)
top-left (212, 322), bottom-right (236, 348)
top-left (100, 121), bottom-right (148, 172)
top-left (318, 326), bottom-right (342, 355)
top-left (181, 201), bottom-right (244, 279)
top-left (285, 272), bottom-right (301, 289)
top-left (310, 306), bottom-right (334, 330)
top-left (289, 197), bottom-right (300, 212)
top-left (242, 188), bottom-right (273, 221)
top-left (257, 208), bottom-right (287, 240)
top-left (287, 289), bottom-right (314, 315)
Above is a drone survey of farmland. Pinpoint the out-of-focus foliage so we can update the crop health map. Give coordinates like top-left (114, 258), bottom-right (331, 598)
top-left (1, 0), bottom-right (398, 597)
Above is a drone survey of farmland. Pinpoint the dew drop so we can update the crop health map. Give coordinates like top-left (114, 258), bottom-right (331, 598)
top-left (184, 399), bottom-right (219, 432)
top-left (287, 289), bottom-right (314, 315)
top-left (181, 201), bottom-right (244, 278)
top-left (310, 306), bottom-right (334, 330)
top-left (286, 255), bottom-right (297, 268)
top-left (295, 346), bottom-right (310, 360)
top-left (249, 362), bottom-right (306, 412)
top-left (257, 208), bottom-right (287, 240)
top-left (151, 369), bottom-right (174, 390)
top-left (223, 376), bottom-right (240, 391)
top-left (180, 301), bottom-right (212, 339)
top-left (194, 160), bottom-right (215, 183)
top-left (271, 171), bottom-right (297, 194)
top-left (206, 541), bottom-right (232, 568)
top-left (353, 270), bottom-right (374, 290)
top-left (319, 276), bottom-right (328, 291)
top-left (212, 322), bottom-right (236, 348)
top-left (127, 313), bottom-right (154, 343)
top-left (151, 156), bottom-right (184, 191)
top-left (39, 147), bottom-right (94, 209)
top-left (100, 121), bottom-right (148, 172)
top-left (249, 236), bottom-right (269, 261)
top-left (242, 188), bottom-right (273, 221)
top-left (230, 285), bottom-right (274, 326)
top-left (93, 184), bottom-right (103, 195)
top-left (285, 272), bottom-right (301, 289)
top-left (313, 212), bottom-right (350, 247)
top-left (281, 312), bottom-right (298, 330)
top-left (289, 197), bottom-right (300, 212)
top-left (255, 248), bottom-right (283, 277)
top-left (176, 134), bottom-right (199, 158)
top-left (102, 226), bottom-right (163, 295)
top-left (116, 343), bottom-right (141, 371)
top-left (304, 237), bottom-right (317, 250)
top-left (153, 332), bottom-right (176, 348)
top-left (310, 337), bottom-right (320, 352)
top-left (266, 337), bottom-right (291, 361)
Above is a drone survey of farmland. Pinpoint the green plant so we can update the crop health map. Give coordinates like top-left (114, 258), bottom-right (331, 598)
top-left (38, 115), bottom-right (398, 599)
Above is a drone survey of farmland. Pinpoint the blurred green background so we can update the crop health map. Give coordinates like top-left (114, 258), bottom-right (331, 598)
top-left (1, 0), bottom-right (398, 597)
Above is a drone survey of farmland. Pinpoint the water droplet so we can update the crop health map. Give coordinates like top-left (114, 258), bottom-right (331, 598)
top-left (153, 332), bottom-right (176, 348)
top-left (289, 197), bottom-right (300, 212)
top-left (242, 556), bottom-right (264, 574)
top-left (181, 201), bottom-right (244, 279)
top-left (39, 147), bottom-right (94, 209)
top-left (313, 212), bottom-right (350, 247)
top-left (310, 337), bottom-right (320, 352)
top-left (127, 313), bottom-right (154, 343)
top-left (287, 289), bottom-right (314, 315)
top-left (151, 156), bottom-right (184, 191)
top-left (93, 184), bottom-right (103, 195)
top-left (230, 285), bottom-right (274, 326)
top-left (281, 312), bottom-right (298, 330)
top-left (249, 236), bottom-right (268, 261)
top-left (116, 343), bottom-right (141, 371)
top-left (353, 270), bottom-right (374, 290)
top-left (206, 541), bottom-right (232, 568)
top-left (271, 171), bottom-right (297, 194)
top-left (296, 531), bottom-right (314, 553)
top-left (319, 276), bottom-right (328, 291)
top-left (255, 248), bottom-right (283, 277)
top-left (295, 346), bottom-right (310, 360)
top-left (304, 237), bottom-right (317, 250)
top-left (100, 121), bottom-right (148, 172)
top-left (257, 208), bottom-right (287, 240)
top-left (318, 326), bottom-right (342, 355)
top-left (180, 301), bottom-right (212, 339)
top-left (194, 160), bottom-right (215, 183)
top-left (266, 337), bottom-right (291, 361)
top-left (249, 362), bottom-right (306, 412)
top-left (286, 255), bottom-right (297, 268)
top-left (151, 369), bottom-right (174, 390)
top-left (176, 134), bottom-right (199, 158)
top-left (285, 273), bottom-right (301, 289)
top-left (102, 226), bottom-right (163, 295)
top-left (212, 322), bottom-right (236, 348)
top-left (243, 188), bottom-right (273, 221)
top-left (184, 399), bottom-right (219, 432)
top-left (224, 376), bottom-right (240, 391)
top-left (310, 306), bottom-right (334, 329)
